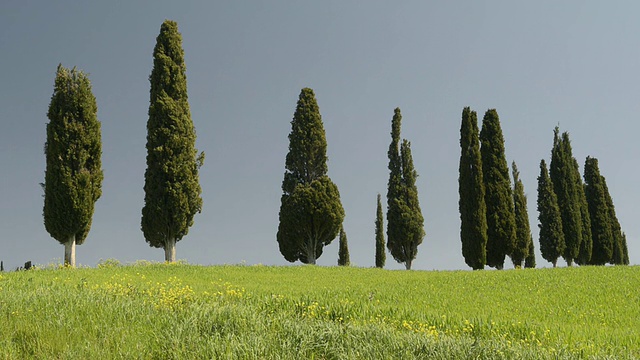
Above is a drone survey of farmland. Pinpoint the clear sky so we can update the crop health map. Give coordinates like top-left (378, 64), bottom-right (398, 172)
top-left (1, 1), bottom-right (638, 271)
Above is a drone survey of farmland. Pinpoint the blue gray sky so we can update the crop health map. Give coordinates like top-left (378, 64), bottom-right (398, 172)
top-left (1, 1), bottom-right (638, 270)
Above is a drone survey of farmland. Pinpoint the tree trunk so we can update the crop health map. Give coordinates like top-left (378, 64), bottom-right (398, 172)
top-left (164, 238), bottom-right (176, 262)
top-left (552, 260), bottom-right (557, 268)
top-left (64, 235), bottom-right (76, 267)
top-left (405, 259), bottom-right (412, 270)
top-left (307, 245), bottom-right (316, 265)
top-left (566, 258), bottom-right (573, 267)
top-left (306, 239), bottom-right (316, 265)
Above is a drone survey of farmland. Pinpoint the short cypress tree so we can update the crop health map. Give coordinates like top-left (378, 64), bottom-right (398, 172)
top-left (277, 88), bottom-right (344, 264)
top-left (44, 64), bottom-right (103, 267)
top-left (375, 194), bottom-right (386, 268)
top-left (338, 226), bottom-right (350, 266)
top-left (386, 108), bottom-right (425, 270)
top-left (458, 107), bottom-right (487, 270)
top-left (524, 236), bottom-right (536, 268)
top-left (602, 177), bottom-right (624, 265)
top-left (550, 129), bottom-right (583, 266)
top-left (537, 159), bottom-right (565, 267)
top-left (479, 109), bottom-right (515, 270)
top-left (511, 161), bottom-right (532, 268)
top-left (142, 20), bottom-right (204, 262)
top-left (583, 157), bottom-right (613, 265)
top-left (622, 233), bottom-right (630, 265)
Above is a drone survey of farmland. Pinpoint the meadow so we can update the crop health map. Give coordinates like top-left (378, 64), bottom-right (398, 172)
top-left (0, 262), bottom-right (638, 359)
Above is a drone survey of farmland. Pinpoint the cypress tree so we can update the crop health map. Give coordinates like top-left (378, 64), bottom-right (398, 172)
top-left (458, 107), bottom-right (487, 270)
top-left (511, 161), bottom-right (532, 268)
top-left (386, 108), bottom-right (424, 270)
top-left (537, 159), bottom-right (565, 267)
top-left (479, 109), bottom-right (515, 270)
top-left (387, 108), bottom-right (403, 264)
top-left (602, 177), bottom-right (624, 265)
top-left (622, 233), bottom-right (630, 265)
top-left (277, 88), bottom-right (344, 264)
top-left (549, 129), bottom-right (583, 266)
top-left (572, 157), bottom-right (593, 266)
top-left (43, 64), bottom-right (103, 267)
top-left (583, 157), bottom-right (613, 265)
top-left (338, 226), bottom-right (350, 266)
top-left (142, 20), bottom-right (204, 262)
top-left (524, 236), bottom-right (536, 268)
top-left (375, 193), bottom-right (386, 268)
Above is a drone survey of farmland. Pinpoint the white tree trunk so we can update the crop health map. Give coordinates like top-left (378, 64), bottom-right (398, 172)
top-left (164, 238), bottom-right (176, 263)
top-left (64, 235), bottom-right (76, 267)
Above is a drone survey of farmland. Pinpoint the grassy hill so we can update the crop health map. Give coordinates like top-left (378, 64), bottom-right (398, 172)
top-left (0, 262), bottom-right (638, 359)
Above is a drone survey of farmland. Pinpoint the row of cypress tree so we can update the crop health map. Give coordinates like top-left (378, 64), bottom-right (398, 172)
top-left (40, 19), bottom-right (628, 270)
top-left (459, 106), bottom-right (629, 270)
top-left (43, 20), bottom-right (203, 267)
top-left (276, 94), bottom-right (427, 269)
top-left (538, 128), bottom-right (629, 267)
top-left (458, 108), bottom-right (533, 270)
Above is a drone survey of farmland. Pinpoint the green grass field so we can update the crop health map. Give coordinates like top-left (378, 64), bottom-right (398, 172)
top-left (0, 262), bottom-right (638, 359)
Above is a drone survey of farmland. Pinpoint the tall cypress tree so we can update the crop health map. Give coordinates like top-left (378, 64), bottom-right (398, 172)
top-left (550, 129), bottom-right (583, 266)
top-left (583, 157), bottom-right (613, 265)
top-left (386, 108), bottom-right (424, 270)
top-left (277, 88), bottom-right (344, 264)
top-left (375, 193), bottom-right (386, 268)
top-left (574, 157), bottom-right (593, 266)
top-left (458, 107), bottom-right (487, 270)
top-left (44, 65), bottom-right (103, 267)
top-left (537, 159), bottom-right (565, 267)
top-left (338, 226), bottom-right (350, 266)
top-left (511, 161), bottom-right (532, 268)
top-left (524, 236), bottom-right (536, 268)
top-left (602, 177), bottom-right (624, 265)
top-left (479, 109), bottom-right (515, 270)
top-left (142, 20), bottom-right (204, 262)
top-left (387, 108), bottom-right (403, 264)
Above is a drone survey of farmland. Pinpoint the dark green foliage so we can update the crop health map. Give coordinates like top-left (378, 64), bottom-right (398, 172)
top-left (572, 156), bottom-right (593, 266)
top-left (622, 233), bottom-right (630, 265)
top-left (458, 107), bottom-right (487, 270)
top-left (386, 108), bottom-right (403, 260)
top-left (524, 236), bottom-right (536, 268)
top-left (583, 157), bottom-right (613, 265)
top-left (375, 194), bottom-right (386, 268)
top-left (511, 161), bottom-right (531, 268)
top-left (479, 109), bottom-right (515, 270)
top-left (537, 160), bottom-right (565, 267)
top-left (386, 108), bottom-right (425, 270)
top-left (338, 226), bottom-right (350, 266)
top-left (43, 64), bottom-right (103, 266)
top-left (277, 88), bottom-right (344, 264)
top-left (549, 128), bottom-right (583, 266)
top-left (602, 177), bottom-right (624, 265)
top-left (142, 20), bottom-right (204, 261)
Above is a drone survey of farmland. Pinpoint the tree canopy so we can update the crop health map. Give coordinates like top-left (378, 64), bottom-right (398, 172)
top-left (277, 88), bottom-right (344, 264)
top-left (387, 108), bottom-right (424, 270)
top-left (44, 64), bottom-right (103, 267)
top-left (537, 159), bottom-right (565, 267)
top-left (479, 109), bottom-right (515, 270)
top-left (511, 161), bottom-right (532, 268)
top-left (141, 20), bottom-right (204, 262)
top-left (375, 194), bottom-right (386, 268)
top-left (458, 107), bottom-right (487, 270)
